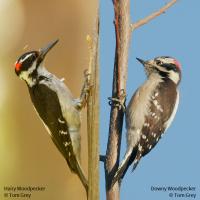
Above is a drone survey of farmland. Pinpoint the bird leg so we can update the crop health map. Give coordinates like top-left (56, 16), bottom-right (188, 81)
top-left (75, 35), bottom-right (95, 110)
top-left (75, 69), bottom-right (92, 110)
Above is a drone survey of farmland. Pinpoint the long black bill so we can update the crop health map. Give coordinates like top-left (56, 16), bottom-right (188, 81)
top-left (38, 39), bottom-right (59, 61)
top-left (136, 57), bottom-right (146, 65)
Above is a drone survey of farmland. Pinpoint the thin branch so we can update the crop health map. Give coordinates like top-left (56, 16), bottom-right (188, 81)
top-left (131, 0), bottom-right (178, 31)
top-left (105, 0), bottom-right (131, 199)
top-left (87, 10), bottom-right (100, 200)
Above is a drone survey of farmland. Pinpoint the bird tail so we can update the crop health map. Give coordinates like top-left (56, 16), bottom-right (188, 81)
top-left (65, 154), bottom-right (88, 195)
top-left (64, 146), bottom-right (88, 195)
top-left (75, 158), bottom-right (88, 195)
top-left (131, 151), bottom-right (142, 172)
top-left (58, 129), bottom-right (88, 194)
top-left (112, 148), bottom-right (136, 186)
top-left (71, 133), bottom-right (88, 193)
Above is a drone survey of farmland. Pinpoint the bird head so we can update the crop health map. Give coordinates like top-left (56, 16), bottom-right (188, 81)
top-left (136, 56), bottom-right (181, 85)
top-left (15, 39), bottom-right (59, 82)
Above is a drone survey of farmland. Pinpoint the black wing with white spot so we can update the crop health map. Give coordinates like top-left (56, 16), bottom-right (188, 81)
top-left (28, 82), bottom-right (88, 191)
top-left (134, 80), bottom-right (178, 168)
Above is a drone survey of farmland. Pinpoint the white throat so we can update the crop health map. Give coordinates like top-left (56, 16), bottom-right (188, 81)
top-left (19, 61), bottom-right (37, 87)
top-left (20, 62), bottom-right (51, 87)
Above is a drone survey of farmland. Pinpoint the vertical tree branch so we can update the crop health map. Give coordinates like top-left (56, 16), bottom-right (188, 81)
top-left (87, 10), bottom-right (100, 200)
top-left (105, 0), bottom-right (131, 199)
top-left (104, 0), bottom-right (178, 199)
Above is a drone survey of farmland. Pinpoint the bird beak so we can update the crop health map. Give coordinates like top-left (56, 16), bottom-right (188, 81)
top-left (136, 57), bottom-right (146, 65)
top-left (38, 39), bottom-right (59, 62)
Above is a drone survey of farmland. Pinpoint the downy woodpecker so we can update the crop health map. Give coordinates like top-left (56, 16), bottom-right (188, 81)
top-left (113, 56), bottom-right (181, 184)
top-left (15, 40), bottom-right (88, 191)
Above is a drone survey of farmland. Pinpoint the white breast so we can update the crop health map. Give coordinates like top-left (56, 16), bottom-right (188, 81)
top-left (126, 73), bottom-right (163, 148)
top-left (126, 73), bottom-right (163, 130)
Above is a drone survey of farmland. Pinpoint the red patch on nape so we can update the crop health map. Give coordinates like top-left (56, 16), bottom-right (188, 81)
top-left (15, 62), bottom-right (22, 71)
top-left (174, 59), bottom-right (181, 70)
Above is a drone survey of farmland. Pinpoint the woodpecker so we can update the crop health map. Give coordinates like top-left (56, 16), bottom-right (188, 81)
top-left (15, 40), bottom-right (88, 192)
top-left (113, 56), bottom-right (181, 184)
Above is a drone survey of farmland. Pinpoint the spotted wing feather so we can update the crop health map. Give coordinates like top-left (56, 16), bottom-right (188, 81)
top-left (28, 82), bottom-right (88, 191)
top-left (140, 80), bottom-right (177, 157)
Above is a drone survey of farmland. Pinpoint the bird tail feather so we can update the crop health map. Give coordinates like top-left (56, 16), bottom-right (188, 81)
top-left (112, 148), bottom-right (134, 186)
top-left (75, 159), bottom-right (88, 195)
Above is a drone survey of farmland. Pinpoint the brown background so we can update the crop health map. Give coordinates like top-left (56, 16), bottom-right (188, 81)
top-left (0, 0), bottom-right (98, 199)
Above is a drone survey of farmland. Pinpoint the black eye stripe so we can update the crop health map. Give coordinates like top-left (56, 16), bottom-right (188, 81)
top-left (155, 67), bottom-right (169, 77)
top-left (160, 63), bottom-right (178, 72)
top-left (23, 55), bottom-right (36, 67)
top-left (16, 51), bottom-right (38, 72)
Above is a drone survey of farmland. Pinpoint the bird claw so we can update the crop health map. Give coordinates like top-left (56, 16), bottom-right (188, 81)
top-left (75, 70), bottom-right (92, 110)
top-left (84, 69), bottom-right (91, 79)
top-left (108, 90), bottom-right (126, 112)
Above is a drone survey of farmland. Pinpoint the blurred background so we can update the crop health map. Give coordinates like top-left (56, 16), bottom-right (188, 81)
top-left (0, 0), bottom-right (97, 199)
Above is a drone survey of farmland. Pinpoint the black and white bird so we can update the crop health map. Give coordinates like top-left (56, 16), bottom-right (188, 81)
top-left (15, 40), bottom-right (88, 191)
top-left (113, 56), bottom-right (181, 184)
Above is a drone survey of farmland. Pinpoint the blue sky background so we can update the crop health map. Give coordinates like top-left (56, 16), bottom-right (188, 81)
top-left (100, 1), bottom-right (200, 199)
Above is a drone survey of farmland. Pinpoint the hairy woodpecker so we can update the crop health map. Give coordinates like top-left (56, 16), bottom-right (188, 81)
top-left (113, 56), bottom-right (181, 184)
top-left (15, 40), bottom-right (88, 191)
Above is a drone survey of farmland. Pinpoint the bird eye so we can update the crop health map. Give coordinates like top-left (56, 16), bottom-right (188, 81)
top-left (156, 60), bottom-right (163, 65)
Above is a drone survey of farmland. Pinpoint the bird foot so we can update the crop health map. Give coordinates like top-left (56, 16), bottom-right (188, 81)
top-left (75, 70), bottom-right (92, 110)
top-left (108, 90), bottom-right (126, 112)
